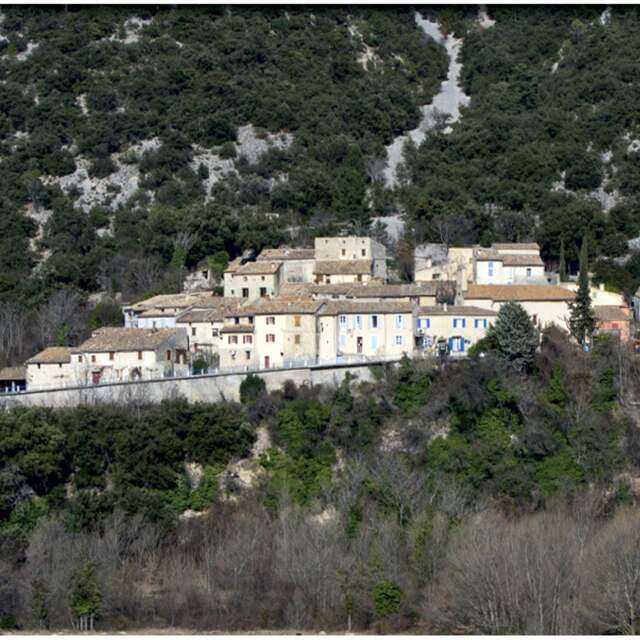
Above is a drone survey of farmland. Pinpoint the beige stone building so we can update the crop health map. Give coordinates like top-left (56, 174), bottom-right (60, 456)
top-left (313, 260), bottom-right (378, 285)
top-left (240, 298), bottom-right (324, 369)
top-left (26, 347), bottom-right (74, 389)
top-left (123, 292), bottom-right (229, 328)
top-left (223, 259), bottom-right (283, 300)
top-left (314, 236), bottom-right (387, 281)
top-left (256, 248), bottom-right (315, 284)
top-left (69, 327), bottom-right (189, 385)
top-left (317, 300), bottom-right (415, 363)
top-left (416, 305), bottom-right (498, 355)
top-left (219, 306), bottom-right (256, 369)
top-left (415, 242), bottom-right (546, 288)
top-left (463, 284), bottom-right (575, 330)
top-left (176, 307), bottom-right (232, 356)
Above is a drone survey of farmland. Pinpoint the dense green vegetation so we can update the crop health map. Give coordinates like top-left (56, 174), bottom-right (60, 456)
top-left (0, 5), bottom-right (447, 304)
top-left (1, 327), bottom-right (640, 631)
top-left (400, 6), bottom-right (640, 296)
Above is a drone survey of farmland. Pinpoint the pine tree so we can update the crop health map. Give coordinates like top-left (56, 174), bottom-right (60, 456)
top-left (559, 238), bottom-right (567, 282)
top-left (568, 235), bottom-right (595, 346)
top-left (493, 301), bottom-right (539, 372)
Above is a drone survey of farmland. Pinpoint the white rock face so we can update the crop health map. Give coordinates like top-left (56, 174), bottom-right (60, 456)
top-left (42, 138), bottom-right (161, 213)
top-left (348, 23), bottom-right (381, 70)
top-left (477, 6), bottom-right (496, 29)
top-left (190, 146), bottom-right (237, 202)
top-left (15, 41), bottom-right (39, 61)
top-left (109, 16), bottom-right (153, 44)
top-left (383, 13), bottom-right (471, 187)
top-left (235, 123), bottom-right (293, 165)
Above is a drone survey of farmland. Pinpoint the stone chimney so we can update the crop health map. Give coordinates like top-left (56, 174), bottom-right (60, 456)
top-left (454, 265), bottom-right (465, 306)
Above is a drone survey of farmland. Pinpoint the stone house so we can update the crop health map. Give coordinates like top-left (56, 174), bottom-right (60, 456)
top-left (176, 307), bottom-right (231, 357)
top-left (123, 292), bottom-right (225, 328)
top-left (314, 236), bottom-right (387, 281)
top-left (416, 305), bottom-right (498, 355)
top-left (70, 327), bottom-right (189, 385)
top-left (219, 306), bottom-right (256, 369)
top-left (256, 248), bottom-right (316, 284)
top-left (223, 260), bottom-right (283, 300)
top-left (25, 347), bottom-right (74, 389)
top-left (463, 284), bottom-right (575, 329)
top-left (317, 300), bottom-right (415, 363)
top-left (240, 298), bottom-right (324, 369)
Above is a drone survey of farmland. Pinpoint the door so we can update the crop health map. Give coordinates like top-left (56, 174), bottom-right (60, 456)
top-left (356, 336), bottom-right (363, 354)
top-left (264, 355), bottom-right (270, 369)
top-left (92, 371), bottom-right (101, 385)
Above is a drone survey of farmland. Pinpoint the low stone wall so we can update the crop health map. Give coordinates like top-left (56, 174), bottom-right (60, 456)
top-left (0, 360), bottom-right (394, 409)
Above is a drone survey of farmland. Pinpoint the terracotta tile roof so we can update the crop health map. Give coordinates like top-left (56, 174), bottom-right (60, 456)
top-left (189, 296), bottom-right (240, 310)
top-left (475, 249), bottom-right (502, 261)
top-left (319, 300), bottom-right (415, 315)
top-left (465, 284), bottom-right (576, 301)
top-left (314, 260), bottom-right (371, 275)
top-left (279, 283), bottom-right (317, 297)
top-left (231, 260), bottom-right (282, 276)
top-left (130, 292), bottom-right (223, 311)
top-left (595, 305), bottom-right (631, 322)
top-left (177, 309), bottom-right (227, 323)
top-left (492, 242), bottom-right (540, 251)
top-left (257, 248), bottom-right (315, 261)
top-left (349, 282), bottom-right (446, 298)
top-left (220, 324), bottom-right (255, 333)
top-left (240, 298), bottom-right (325, 315)
top-left (224, 257), bottom-right (244, 273)
top-left (418, 305), bottom-right (498, 316)
top-left (501, 254), bottom-right (544, 267)
top-left (75, 328), bottom-right (184, 353)
top-left (26, 347), bottom-right (72, 365)
top-left (0, 366), bottom-right (26, 380)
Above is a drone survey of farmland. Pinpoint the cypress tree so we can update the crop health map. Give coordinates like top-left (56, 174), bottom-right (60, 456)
top-left (568, 235), bottom-right (596, 346)
top-left (493, 300), bottom-right (539, 372)
top-left (559, 238), bottom-right (567, 282)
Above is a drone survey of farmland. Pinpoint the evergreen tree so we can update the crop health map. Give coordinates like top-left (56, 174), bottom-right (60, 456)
top-left (332, 146), bottom-right (370, 233)
top-left (559, 238), bottom-right (567, 282)
top-left (493, 301), bottom-right (539, 372)
top-left (68, 561), bottom-right (101, 631)
top-left (568, 235), bottom-right (596, 346)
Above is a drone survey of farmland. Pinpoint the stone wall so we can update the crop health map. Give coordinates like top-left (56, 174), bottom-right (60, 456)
top-left (0, 361), bottom-right (389, 409)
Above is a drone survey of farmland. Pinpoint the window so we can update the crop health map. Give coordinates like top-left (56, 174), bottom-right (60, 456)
top-left (191, 327), bottom-right (196, 337)
top-left (339, 315), bottom-right (347, 329)
top-left (395, 335), bottom-right (403, 346)
top-left (356, 274), bottom-right (362, 282)
top-left (526, 267), bottom-right (532, 277)
top-left (294, 315), bottom-right (301, 327)
top-left (362, 248), bottom-right (366, 257)
top-left (166, 350), bottom-right (171, 361)
top-left (109, 351), bottom-right (115, 361)
top-left (474, 318), bottom-right (488, 329)
top-left (261, 276), bottom-right (265, 281)
top-left (339, 335), bottom-right (346, 347)
top-left (395, 314), bottom-right (403, 329)
top-left (452, 318), bottom-right (466, 329)
top-left (242, 288), bottom-right (249, 298)
top-left (245, 350), bottom-right (251, 360)
top-left (212, 328), bottom-right (219, 337)
top-left (243, 276), bottom-right (248, 282)
top-left (266, 334), bottom-right (275, 343)
top-left (228, 335), bottom-right (238, 344)
top-left (341, 248), bottom-right (346, 256)
top-left (260, 287), bottom-right (267, 297)
top-left (371, 335), bottom-right (378, 350)
top-left (369, 314), bottom-right (379, 329)
top-left (234, 316), bottom-right (240, 325)
top-left (243, 335), bottom-right (252, 344)
top-left (266, 316), bottom-right (275, 325)
top-left (488, 261), bottom-right (494, 277)
top-left (138, 351), bottom-right (142, 360)
top-left (355, 314), bottom-right (362, 330)
top-left (91, 355), bottom-right (96, 363)
top-left (152, 321), bottom-right (157, 329)
top-left (294, 334), bottom-right (301, 345)
top-left (417, 318), bottom-right (431, 329)
top-left (248, 317), bottom-right (254, 324)
top-left (78, 355), bottom-right (83, 363)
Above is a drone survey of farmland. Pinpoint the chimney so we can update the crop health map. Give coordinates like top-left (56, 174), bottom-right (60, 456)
top-left (454, 265), bottom-right (465, 306)
top-left (426, 257), bottom-right (432, 268)
top-left (599, 283), bottom-right (605, 291)
top-left (443, 302), bottom-right (448, 312)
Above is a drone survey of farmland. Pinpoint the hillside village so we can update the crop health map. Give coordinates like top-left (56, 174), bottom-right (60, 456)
top-left (4, 234), bottom-right (632, 394)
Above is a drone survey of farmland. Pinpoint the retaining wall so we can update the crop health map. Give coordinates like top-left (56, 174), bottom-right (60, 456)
top-left (0, 360), bottom-right (397, 409)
